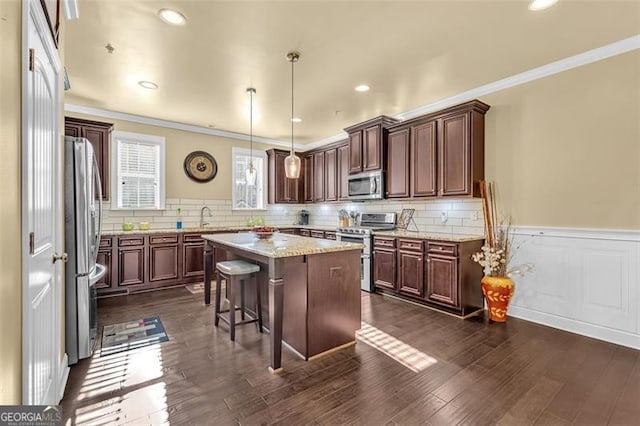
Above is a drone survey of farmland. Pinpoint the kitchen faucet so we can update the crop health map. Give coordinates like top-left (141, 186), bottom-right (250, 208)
top-left (200, 206), bottom-right (212, 228)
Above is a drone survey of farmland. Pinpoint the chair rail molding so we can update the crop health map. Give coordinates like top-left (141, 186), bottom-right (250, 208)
top-left (508, 226), bottom-right (640, 350)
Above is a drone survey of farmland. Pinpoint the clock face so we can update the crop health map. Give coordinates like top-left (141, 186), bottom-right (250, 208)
top-left (184, 151), bottom-right (218, 183)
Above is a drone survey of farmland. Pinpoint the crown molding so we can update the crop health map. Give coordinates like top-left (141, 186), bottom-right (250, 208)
top-left (63, 103), bottom-right (294, 149)
top-left (65, 35), bottom-right (639, 151)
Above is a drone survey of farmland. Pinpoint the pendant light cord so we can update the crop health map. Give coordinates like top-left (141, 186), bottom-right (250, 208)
top-left (290, 57), bottom-right (295, 155)
top-left (249, 89), bottom-right (253, 168)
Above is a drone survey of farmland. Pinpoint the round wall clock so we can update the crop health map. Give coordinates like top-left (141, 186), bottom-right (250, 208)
top-left (183, 151), bottom-right (218, 183)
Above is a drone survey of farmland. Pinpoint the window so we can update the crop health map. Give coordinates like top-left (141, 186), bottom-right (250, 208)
top-left (232, 147), bottom-right (266, 210)
top-left (111, 131), bottom-right (166, 210)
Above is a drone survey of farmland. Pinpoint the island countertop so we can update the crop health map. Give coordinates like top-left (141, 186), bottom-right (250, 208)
top-left (202, 232), bottom-right (363, 258)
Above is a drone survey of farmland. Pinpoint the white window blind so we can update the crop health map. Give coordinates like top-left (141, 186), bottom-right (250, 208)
top-left (232, 147), bottom-right (266, 210)
top-left (112, 131), bottom-right (166, 210)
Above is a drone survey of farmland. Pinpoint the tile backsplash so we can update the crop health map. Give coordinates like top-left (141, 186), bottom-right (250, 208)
top-left (102, 198), bottom-right (484, 236)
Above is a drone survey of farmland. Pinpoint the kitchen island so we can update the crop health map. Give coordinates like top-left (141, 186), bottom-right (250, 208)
top-left (202, 232), bottom-right (363, 372)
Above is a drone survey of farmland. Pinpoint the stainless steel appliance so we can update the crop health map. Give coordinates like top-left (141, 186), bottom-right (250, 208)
top-left (64, 137), bottom-right (106, 365)
top-left (336, 212), bottom-right (396, 291)
top-left (298, 209), bottom-right (310, 225)
top-left (348, 170), bottom-right (384, 200)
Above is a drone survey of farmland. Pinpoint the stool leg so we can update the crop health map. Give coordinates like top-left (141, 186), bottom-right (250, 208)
top-left (228, 277), bottom-right (236, 341)
top-left (240, 280), bottom-right (246, 320)
top-left (214, 272), bottom-right (222, 327)
top-left (255, 274), bottom-right (263, 333)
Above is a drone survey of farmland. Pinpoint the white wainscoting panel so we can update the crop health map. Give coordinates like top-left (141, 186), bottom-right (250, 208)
top-left (508, 227), bottom-right (640, 350)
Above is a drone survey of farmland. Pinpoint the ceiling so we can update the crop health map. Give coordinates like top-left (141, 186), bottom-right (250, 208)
top-left (64, 1), bottom-right (640, 144)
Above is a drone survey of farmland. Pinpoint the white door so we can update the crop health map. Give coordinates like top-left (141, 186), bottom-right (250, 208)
top-left (22, 0), bottom-right (63, 405)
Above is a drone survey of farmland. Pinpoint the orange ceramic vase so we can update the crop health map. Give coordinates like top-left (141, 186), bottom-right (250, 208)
top-left (481, 276), bottom-right (515, 322)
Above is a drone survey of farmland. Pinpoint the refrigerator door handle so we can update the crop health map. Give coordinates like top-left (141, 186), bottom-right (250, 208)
top-left (93, 154), bottom-right (103, 267)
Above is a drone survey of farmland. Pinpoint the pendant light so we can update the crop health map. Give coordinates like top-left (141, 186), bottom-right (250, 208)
top-left (284, 52), bottom-right (301, 179)
top-left (245, 87), bottom-right (257, 186)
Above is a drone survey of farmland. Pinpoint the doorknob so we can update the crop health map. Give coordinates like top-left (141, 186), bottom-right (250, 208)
top-left (52, 252), bottom-right (68, 264)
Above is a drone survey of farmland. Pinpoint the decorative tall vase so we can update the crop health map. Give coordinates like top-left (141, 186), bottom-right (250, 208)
top-left (481, 276), bottom-right (514, 322)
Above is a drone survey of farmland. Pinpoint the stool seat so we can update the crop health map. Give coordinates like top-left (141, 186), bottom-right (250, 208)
top-left (216, 260), bottom-right (260, 275)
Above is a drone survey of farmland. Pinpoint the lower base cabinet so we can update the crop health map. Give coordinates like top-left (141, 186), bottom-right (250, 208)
top-left (373, 236), bottom-right (483, 316)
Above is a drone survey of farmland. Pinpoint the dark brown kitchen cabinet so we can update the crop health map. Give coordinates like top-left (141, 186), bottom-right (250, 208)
top-left (373, 248), bottom-right (396, 290)
top-left (345, 116), bottom-right (399, 175)
top-left (267, 149), bottom-right (301, 204)
top-left (118, 247), bottom-right (145, 286)
top-left (300, 229), bottom-right (311, 237)
top-left (182, 243), bottom-right (205, 277)
top-left (96, 249), bottom-right (112, 289)
top-left (348, 132), bottom-right (362, 174)
top-left (385, 100), bottom-right (489, 199)
top-left (149, 234), bottom-right (180, 283)
top-left (65, 117), bottom-right (113, 201)
top-left (313, 152), bottom-right (325, 202)
top-left (324, 148), bottom-right (337, 201)
top-left (338, 144), bottom-right (350, 200)
top-left (386, 128), bottom-right (410, 198)
top-left (397, 239), bottom-right (424, 297)
top-left (310, 230), bottom-right (325, 239)
top-left (303, 154), bottom-right (314, 202)
top-left (426, 254), bottom-right (458, 307)
top-left (411, 121), bottom-right (437, 197)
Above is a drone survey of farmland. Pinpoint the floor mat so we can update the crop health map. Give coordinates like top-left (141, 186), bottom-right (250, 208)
top-left (100, 316), bottom-right (168, 356)
top-left (185, 281), bottom-right (223, 294)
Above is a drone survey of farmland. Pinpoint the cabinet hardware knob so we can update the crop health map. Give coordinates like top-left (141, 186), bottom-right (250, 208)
top-left (52, 252), bottom-right (68, 264)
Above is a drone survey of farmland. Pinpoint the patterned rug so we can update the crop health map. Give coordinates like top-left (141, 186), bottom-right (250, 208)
top-left (100, 316), bottom-right (169, 356)
top-left (185, 282), bottom-right (223, 294)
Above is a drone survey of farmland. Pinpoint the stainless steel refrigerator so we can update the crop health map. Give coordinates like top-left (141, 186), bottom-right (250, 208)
top-left (65, 136), bottom-right (106, 365)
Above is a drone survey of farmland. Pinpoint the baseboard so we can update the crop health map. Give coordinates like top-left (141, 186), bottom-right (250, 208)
top-left (57, 353), bottom-right (70, 403)
top-left (508, 305), bottom-right (640, 350)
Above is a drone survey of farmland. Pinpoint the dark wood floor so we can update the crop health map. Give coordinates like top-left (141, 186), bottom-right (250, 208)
top-left (61, 287), bottom-right (640, 425)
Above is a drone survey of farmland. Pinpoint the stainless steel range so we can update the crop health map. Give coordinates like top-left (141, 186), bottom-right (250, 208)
top-left (336, 213), bottom-right (396, 292)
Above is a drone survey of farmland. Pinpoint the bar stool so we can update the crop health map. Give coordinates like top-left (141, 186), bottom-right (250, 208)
top-left (214, 260), bottom-right (263, 341)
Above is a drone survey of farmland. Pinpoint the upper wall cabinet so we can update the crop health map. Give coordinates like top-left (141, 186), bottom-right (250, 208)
top-left (345, 116), bottom-right (399, 175)
top-left (65, 117), bottom-right (113, 201)
top-left (386, 100), bottom-right (490, 199)
top-left (267, 149), bottom-right (302, 204)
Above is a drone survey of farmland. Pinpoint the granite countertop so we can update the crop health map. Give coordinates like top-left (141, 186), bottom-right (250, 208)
top-left (202, 232), bottom-right (363, 258)
top-left (372, 230), bottom-right (485, 242)
top-left (102, 225), bottom-right (338, 236)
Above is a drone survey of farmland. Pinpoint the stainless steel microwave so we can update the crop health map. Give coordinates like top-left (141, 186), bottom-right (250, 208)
top-left (348, 170), bottom-right (384, 200)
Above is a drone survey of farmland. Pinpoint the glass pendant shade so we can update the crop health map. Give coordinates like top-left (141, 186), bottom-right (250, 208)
top-left (284, 153), bottom-right (300, 179)
top-left (245, 163), bottom-right (257, 185)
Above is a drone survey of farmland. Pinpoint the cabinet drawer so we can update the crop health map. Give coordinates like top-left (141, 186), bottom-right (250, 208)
top-left (325, 231), bottom-right (337, 240)
top-left (183, 234), bottom-right (204, 243)
top-left (300, 229), bottom-right (311, 237)
top-left (118, 236), bottom-right (144, 247)
top-left (373, 237), bottom-right (396, 248)
top-left (427, 242), bottom-right (458, 256)
top-left (310, 230), bottom-right (325, 239)
top-left (398, 239), bottom-right (424, 252)
top-left (149, 234), bottom-right (179, 245)
top-left (100, 237), bottom-right (112, 248)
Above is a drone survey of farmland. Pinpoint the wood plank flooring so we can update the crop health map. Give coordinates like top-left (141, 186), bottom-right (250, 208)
top-left (61, 288), bottom-right (639, 425)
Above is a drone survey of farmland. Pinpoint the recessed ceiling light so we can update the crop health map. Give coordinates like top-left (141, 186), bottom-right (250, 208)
top-left (528, 0), bottom-right (558, 11)
top-left (355, 85), bottom-right (370, 92)
top-left (138, 80), bottom-right (158, 89)
top-left (158, 8), bottom-right (187, 25)
top-left (291, 117), bottom-right (302, 123)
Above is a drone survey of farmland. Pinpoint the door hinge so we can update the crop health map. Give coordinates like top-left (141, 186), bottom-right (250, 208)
top-left (28, 48), bottom-right (35, 71)
top-left (29, 232), bottom-right (35, 254)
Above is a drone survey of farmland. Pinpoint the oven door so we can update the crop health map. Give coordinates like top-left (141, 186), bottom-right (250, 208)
top-left (336, 233), bottom-right (371, 291)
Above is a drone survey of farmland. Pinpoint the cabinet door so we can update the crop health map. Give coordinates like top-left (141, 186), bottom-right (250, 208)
top-left (271, 151), bottom-right (288, 203)
top-left (324, 148), bottom-right (337, 202)
top-left (373, 248), bottom-right (396, 290)
top-left (398, 251), bottom-right (423, 297)
top-left (386, 129), bottom-right (410, 198)
top-left (96, 249), bottom-right (112, 289)
top-left (363, 125), bottom-right (382, 171)
top-left (183, 243), bottom-right (205, 277)
top-left (285, 175), bottom-right (300, 203)
top-left (313, 152), bottom-right (325, 202)
top-left (303, 154), bottom-right (314, 202)
top-left (426, 254), bottom-right (458, 307)
top-left (64, 123), bottom-right (82, 138)
top-left (83, 125), bottom-right (111, 201)
top-left (411, 121), bottom-right (437, 197)
top-left (338, 145), bottom-right (350, 200)
top-left (118, 247), bottom-right (145, 286)
top-left (349, 132), bottom-right (362, 174)
top-left (149, 244), bottom-right (179, 282)
top-left (438, 112), bottom-right (470, 197)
